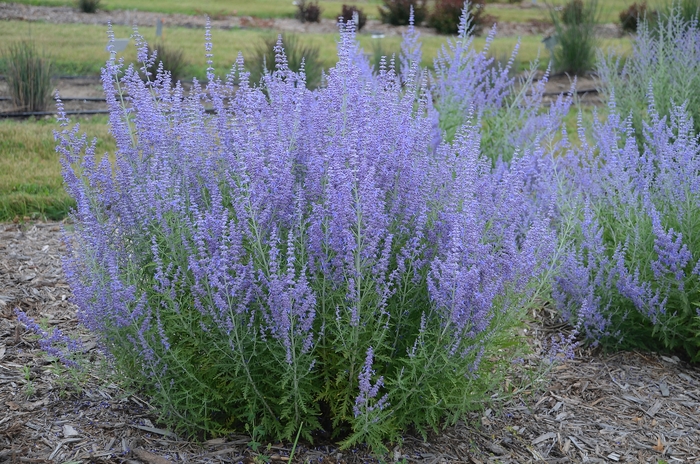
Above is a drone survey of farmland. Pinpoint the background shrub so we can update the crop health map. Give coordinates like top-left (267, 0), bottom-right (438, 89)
top-left (145, 41), bottom-right (187, 83)
top-left (429, 0), bottom-right (488, 35)
top-left (77, 0), bottom-right (100, 13)
top-left (379, 0), bottom-right (427, 25)
top-left (340, 5), bottom-right (367, 31)
top-left (4, 41), bottom-right (52, 113)
top-left (597, 5), bottom-right (700, 136)
top-left (296, 0), bottom-right (322, 23)
top-left (50, 25), bottom-right (555, 451)
top-left (619, 2), bottom-right (653, 33)
top-left (248, 33), bottom-right (323, 89)
top-left (549, 0), bottom-right (600, 74)
top-left (553, 100), bottom-right (700, 362)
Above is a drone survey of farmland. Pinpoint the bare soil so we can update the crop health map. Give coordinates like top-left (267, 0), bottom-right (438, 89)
top-left (1, 222), bottom-right (699, 463)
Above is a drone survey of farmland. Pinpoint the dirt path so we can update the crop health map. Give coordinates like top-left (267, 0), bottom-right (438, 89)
top-left (1, 221), bottom-right (699, 463)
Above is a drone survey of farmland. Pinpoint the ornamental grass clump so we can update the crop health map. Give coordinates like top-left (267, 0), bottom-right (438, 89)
top-left (553, 97), bottom-right (700, 362)
top-left (597, 5), bottom-right (700, 136)
top-left (549, 0), bottom-right (600, 74)
top-left (46, 20), bottom-right (556, 450)
top-left (248, 33), bottom-right (323, 89)
top-left (4, 40), bottom-right (52, 113)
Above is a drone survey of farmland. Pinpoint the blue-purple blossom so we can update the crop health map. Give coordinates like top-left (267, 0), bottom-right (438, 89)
top-left (51, 8), bottom-right (557, 446)
top-left (553, 93), bottom-right (700, 360)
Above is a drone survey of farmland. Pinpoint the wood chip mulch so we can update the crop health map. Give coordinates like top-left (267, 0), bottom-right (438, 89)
top-left (1, 221), bottom-right (699, 463)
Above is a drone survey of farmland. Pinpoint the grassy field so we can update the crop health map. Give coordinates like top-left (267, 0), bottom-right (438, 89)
top-left (1, 0), bottom-right (674, 24)
top-left (0, 20), bottom-right (632, 78)
top-left (0, 116), bottom-right (115, 220)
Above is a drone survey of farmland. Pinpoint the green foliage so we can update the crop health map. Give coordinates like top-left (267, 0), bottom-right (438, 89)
top-left (379, 0), bottom-right (428, 25)
top-left (77, 0), bottom-right (100, 13)
top-left (549, 0), bottom-right (600, 74)
top-left (248, 34), bottom-right (323, 89)
top-left (429, 0), bottom-right (488, 35)
top-left (597, 3), bottom-right (700, 137)
top-left (660, 0), bottom-right (700, 23)
top-left (4, 41), bottom-right (53, 113)
top-left (99, 222), bottom-right (537, 446)
top-left (146, 41), bottom-right (188, 83)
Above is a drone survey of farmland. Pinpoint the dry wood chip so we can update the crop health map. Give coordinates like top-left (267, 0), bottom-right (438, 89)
top-left (130, 424), bottom-right (178, 439)
top-left (63, 424), bottom-right (79, 437)
top-left (132, 448), bottom-right (174, 464)
top-left (646, 400), bottom-right (663, 417)
top-left (532, 431), bottom-right (557, 445)
top-left (660, 381), bottom-right (670, 397)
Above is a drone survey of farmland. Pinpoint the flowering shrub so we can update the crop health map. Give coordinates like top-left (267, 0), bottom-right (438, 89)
top-left (554, 98), bottom-right (700, 361)
top-left (598, 6), bottom-right (700, 136)
top-left (430, 8), bottom-right (573, 164)
top-left (47, 19), bottom-right (556, 449)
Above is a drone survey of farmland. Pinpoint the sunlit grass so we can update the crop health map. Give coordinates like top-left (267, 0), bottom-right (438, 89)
top-left (0, 20), bottom-right (632, 79)
top-left (0, 116), bottom-right (114, 220)
top-left (1, 0), bottom-right (386, 20)
top-left (4, 0), bottom-right (673, 24)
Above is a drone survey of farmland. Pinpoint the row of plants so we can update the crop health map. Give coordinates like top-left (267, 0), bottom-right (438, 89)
top-left (301, 0), bottom-right (494, 35)
top-left (16, 3), bottom-right (700, 457)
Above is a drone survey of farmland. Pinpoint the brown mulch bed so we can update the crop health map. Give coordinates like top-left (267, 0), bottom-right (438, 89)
top-left (1, 221), bottom-right (699, 463)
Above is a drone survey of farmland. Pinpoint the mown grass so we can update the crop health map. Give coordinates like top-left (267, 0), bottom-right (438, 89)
top-left (2, 0), bottom-right (671, 24)
top-left (0, 20), bottom-right (632, 79)
top-left (0, 116), bottom-right (115, 221)
top-left (2, 0), bottom-right (385, 20)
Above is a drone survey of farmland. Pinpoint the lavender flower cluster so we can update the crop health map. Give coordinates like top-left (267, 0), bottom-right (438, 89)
top-left (48, 11), bottom-right (555, 447)
top-left (21, 1), bottom-right (700, 452)
top-left (553, 97), bottom-right (700, 360)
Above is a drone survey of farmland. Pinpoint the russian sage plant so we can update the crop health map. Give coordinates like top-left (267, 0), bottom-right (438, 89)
top-left (554, 97), bottom-right (700, 361)
top-left (430, 7), bottom-right (572, 165)
top-left (44, 19), bottom-right (555, 450)
top-left (597, 6), bottom-right (700, 136)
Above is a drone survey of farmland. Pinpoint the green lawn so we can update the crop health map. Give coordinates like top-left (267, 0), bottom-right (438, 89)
top-left (1, 0), bottom-right (678, 23)
top-left (2, 0), bottom-right (386, 20)
top-left (0, 116), bottom-right (115, 220)
top-left (0, 20), bottom-right (632, 79)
